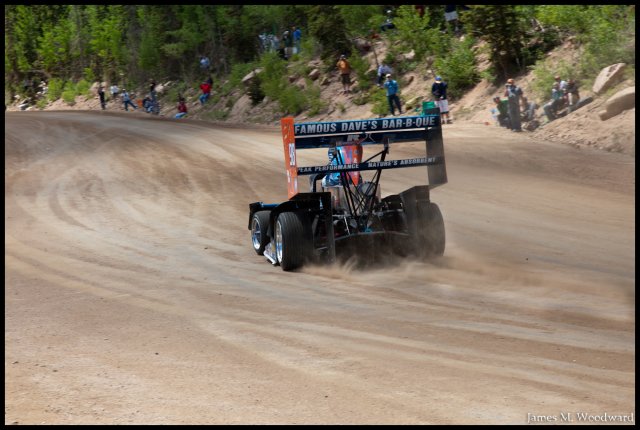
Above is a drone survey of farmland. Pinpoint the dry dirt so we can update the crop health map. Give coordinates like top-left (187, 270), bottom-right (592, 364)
top-left (4, 109), bottom-right (635, 425)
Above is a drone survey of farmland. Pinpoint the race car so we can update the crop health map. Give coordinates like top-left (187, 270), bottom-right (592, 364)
top-left (248, 107), bottom-right (447, 271)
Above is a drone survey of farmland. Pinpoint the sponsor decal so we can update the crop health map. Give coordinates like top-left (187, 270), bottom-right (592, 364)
top-left (294, 116), bottom-right (438, 137)
top-left (297, 157), bottom-right (439, 175)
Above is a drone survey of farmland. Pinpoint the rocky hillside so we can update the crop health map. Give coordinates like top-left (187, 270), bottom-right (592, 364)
top-left (9, 38), bottom-right (635, 157)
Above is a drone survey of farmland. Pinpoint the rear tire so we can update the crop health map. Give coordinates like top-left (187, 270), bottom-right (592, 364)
top-left (251, 210), bottom-right (271, 255)
top-left (416, 202), bottom-right (445, 258)
top-left (275, 212), bottom-right (308, 271)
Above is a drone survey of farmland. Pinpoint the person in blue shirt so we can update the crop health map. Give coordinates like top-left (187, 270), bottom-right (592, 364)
top-left (292, 26), bottom-right (301, 55)
top-left (383, 74), bottom-right (402, 116)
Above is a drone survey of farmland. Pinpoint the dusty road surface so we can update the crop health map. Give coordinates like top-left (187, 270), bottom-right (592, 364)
top-left (5, 111), bottom-right (635, 425)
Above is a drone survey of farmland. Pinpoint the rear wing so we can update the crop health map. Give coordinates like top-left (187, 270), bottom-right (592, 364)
top-left (281, 110), bottom-right (447, 199)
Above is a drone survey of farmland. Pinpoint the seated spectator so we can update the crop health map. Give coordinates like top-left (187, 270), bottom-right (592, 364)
top-left (142, 96), bottom-right (153, 113)
top-left (520, 96), bottom-right (538, 122)
top-left (564, 79), bottom-right (580, 112)
top-left (175, 97), bottom-right (188, 119)
top-left (377, 63), bottom-right (392, 87)
top-left (543, 83), bottom-right (564, 122)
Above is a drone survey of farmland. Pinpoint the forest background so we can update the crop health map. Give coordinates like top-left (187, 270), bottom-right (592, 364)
top-left (4, 5), bottom-right (635, 117)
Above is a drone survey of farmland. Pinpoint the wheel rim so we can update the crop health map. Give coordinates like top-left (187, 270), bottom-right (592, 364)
top-left (275, 219), bottom-right (283, 262)
top-left (251, 217), bottom-right (262, 251)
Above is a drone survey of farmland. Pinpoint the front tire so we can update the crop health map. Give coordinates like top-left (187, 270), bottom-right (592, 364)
top-left (251, 210), bottom-right (271, 255)
top-left (275, 212), bottom-right (308, 271)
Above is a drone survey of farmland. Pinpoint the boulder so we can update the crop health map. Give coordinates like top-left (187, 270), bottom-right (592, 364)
top-left (592, 63), bottom-right (626, 95)
top-left (402, 50), bottom-right (416, 62)
top-left (353, 37), bottom-right (371, 53)
top-left (599, 86), bottom-right (635, 121)
top-left (241, 68), bottom-right (264, 88)
top-left (308, 68), bottom-right (321, 81)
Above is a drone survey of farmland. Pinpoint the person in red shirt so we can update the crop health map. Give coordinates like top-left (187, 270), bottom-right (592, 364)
top-left (199, 81), bottom-right (211, 105)
top-left (175, 97), bottom-right (188, 119)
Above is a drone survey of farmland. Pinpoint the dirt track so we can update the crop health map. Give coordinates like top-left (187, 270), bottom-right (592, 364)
top-left (5, 111), bottom-right (635, 424)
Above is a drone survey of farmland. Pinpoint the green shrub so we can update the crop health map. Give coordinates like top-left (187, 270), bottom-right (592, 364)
top-left (349, 54), bottom-right (374, 91)
top-left (433, 36), bottom-right (479, 100)
top-left (224, 62), bottom-right (258, 95)
top-left (47, 78), bottom-right (65, 102)
top-left (166, 82), bottom-right (188, 103)
top-left (75, 79), bottom-right (91, 96)
top-left (61, 81), bottom-right (77, 104)
top-left (278, 85), bottom-right (307, 115)
top-left (305, 83), bottom-right (327, 116)
top-left (248, 75), bottom-right (265, 106)
top-left (83, 68), bottom-right (95, 83)
top-left (62, 90), bottom-right (76, 105)
top-left (370, 88), bottom-right (390, 116)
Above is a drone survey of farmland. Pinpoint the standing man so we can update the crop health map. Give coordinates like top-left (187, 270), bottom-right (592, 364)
top-left (336, 54), bottom-right (352, 94)
top-left (98, 86), bottom-right (106, 110)
top-left (504, 78), bottom-right (523, 132)
top-left (292, 26), bottom-right (301, 55)
top-left (383, 73), bottom-right (402, 116)
top-left (149, 80), bottom-right (159, 114)
top-left (431, 76), bottom-right (452, 124)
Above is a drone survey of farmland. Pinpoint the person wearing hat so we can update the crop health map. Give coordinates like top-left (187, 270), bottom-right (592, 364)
top-left (504, 78), bottom-right (523, 132)
top-left (336, 54), bottom-right (352, 94)
top-left (431, 76), bottom-right (452, 124)
top-left (554, 75), bottom-right (568, 93)
top-left (383, 73), bottom-right (402, 116)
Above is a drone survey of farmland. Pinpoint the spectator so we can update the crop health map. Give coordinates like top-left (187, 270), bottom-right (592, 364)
top-left (554, 75), bottom-right (568, 93)
top-left (380, 9), bottom-right (395, 32)
top-left (444, 5), bottom-right (460, 34)
top-left (336, 54), bottom-right (352, 94)
top-left (98, 86), bottom-right (106, 110)
top-left (121, 89), bottom-right (137, 111)
top-left (149, 80), bottom-right (159, 114)
top-left (377, 62), bottom-right (392, 87)
top-left (444, 5), bottom-right (470, 35)
top-left (282, 30), bottom-right (293, 60)
top-left (520, 96), bottom-right (538, 122)
top-left (292, 26), bottom-right (302, 55)
top-left (200, 55), bottom-right (210, 71)
top-left (504, 78), bottom-right (523, 132)
top-left (493, 96), bottom-right (510, 128)
top-left (110, 83), bottom-right (120, 101)
top-left (142, 96), bottom-right (153, 113)
top-left (175, 97), bottom-right (188, 119)
top-left (431, 76), bottom-right (452, 124)
top-left (199, 80), bottom-right (212, 105)
top-left (564, 79), bottom-right (580, 112)
top-left (543, 82), bottom-right (564, 122)
top-left (383, 73), bottom-right (402, 116)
